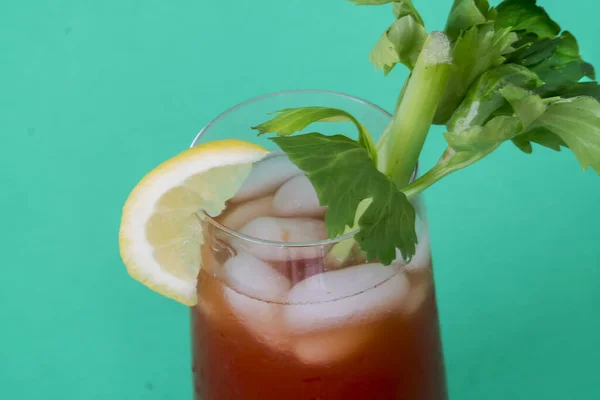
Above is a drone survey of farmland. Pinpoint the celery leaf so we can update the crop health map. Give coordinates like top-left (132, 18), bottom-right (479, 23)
top-left (434, 23), bottom-right (518, 124)
top-left (252, 107), bottom-right (378, 164)
top-left (370, 0), bottom-right (426, 72)
top-left (502, 84), bottom-right (600, 172)
top-left (270, 133), bottom-right (418, 265)
top-left (495, 0), bottom-right (560, 39)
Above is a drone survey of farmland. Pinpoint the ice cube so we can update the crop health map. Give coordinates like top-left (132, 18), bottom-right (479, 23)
top-left (400, 268), bottom-right (433, 315)
top-left (219, 196), bottom-right (275, 231)
top-left (283, 263), bottom-right (410, 333)
top-left (232, 217), bottom-right (329, 261)
top-left (270, 258), bottom-right (327, 286)
top-left (225, 288), bottom-right (288, 348)
top-left (223, 252), bottom-right (291, 302)
top-left (273, 175), bottom-right (326, 218)
top-left (223, 253), bottom-right (291, 348)
top-left (403, 281), bottom-right (429, 315)
top-left (293, 327), bottom-right (374, 365)
top-left (231, 155), bottom-right (303, 203)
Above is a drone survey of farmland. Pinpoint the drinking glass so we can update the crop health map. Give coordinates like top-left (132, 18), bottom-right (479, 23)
top-left (190, 90), bottom-right (447, 400)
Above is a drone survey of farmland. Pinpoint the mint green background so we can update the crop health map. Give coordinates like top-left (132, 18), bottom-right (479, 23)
top-left (1, 1), bottom-right (599, 399)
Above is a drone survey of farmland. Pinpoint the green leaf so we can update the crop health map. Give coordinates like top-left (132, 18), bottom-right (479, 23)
top-left (559, 82), bottom-right (600, 102)
top-left (495, 0), bottom-right (560, 39)
top-left (433, 23), bottom-right (518, 124)
top-left (531, 32), bottom-right (596, 96)
top-left (447, 63), bottom-right (542, 133)
top-left (501, 85), bottom-right (600, 172)
top-left (440, 116), bottom-right (522, 194)
top-left (403, 116), bottom-right (522, 200)
top-left (505, 36), bottom-right (560, 67)
top-left (528, 98), bottom-right (600, 173)
top-left (270, 133), bottom-right (417, 264)
top-left (499, 84), bottom-right (546, 126)
top-left (445, 115), bottom-right (521, 153)
top-left (501, 84), bottom-right (566, 152)
top-left (370, 0), bottom-right (426, 72)
top-left (514, 128), bottom-right (567, 152)
top-left (445, 0), bottom-right (491, 41)
top-left (512, 136), bottom-right (533, 153)
top-left (252, 107), bottom-right (378, 164)
top-left (502, 29), bottom-right (595, 98)
top-left (392, 0), bottom-right (424, 24)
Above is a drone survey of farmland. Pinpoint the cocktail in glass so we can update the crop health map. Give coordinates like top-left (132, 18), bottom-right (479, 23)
top-left (189, 91), bottom-right (448, 400)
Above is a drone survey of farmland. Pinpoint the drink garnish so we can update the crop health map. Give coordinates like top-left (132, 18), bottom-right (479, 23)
top-left (253, 0), bottom-right (600, 265)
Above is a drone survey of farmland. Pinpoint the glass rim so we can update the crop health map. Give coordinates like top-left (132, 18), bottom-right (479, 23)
top-left (190, 89), bottom-right (419, 248)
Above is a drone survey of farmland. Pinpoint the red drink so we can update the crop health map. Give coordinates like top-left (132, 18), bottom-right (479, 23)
top-left (191, 265), bottom-right (446, 399)
top-left (190, 154), bottom-right (448, 400)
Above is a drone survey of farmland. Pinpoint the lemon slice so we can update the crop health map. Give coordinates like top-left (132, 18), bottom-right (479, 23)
top-left (119, 139), bottom-right (269, 306)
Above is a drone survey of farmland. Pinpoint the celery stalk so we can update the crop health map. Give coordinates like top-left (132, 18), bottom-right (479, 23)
top-left (379, 31), bottom-right (452, 188)
top-left (328, 32), bottom-right (452, 265)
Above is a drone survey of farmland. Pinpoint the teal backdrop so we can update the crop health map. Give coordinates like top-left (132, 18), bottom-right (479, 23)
top-left (1, 0), bottom-right (599, 399)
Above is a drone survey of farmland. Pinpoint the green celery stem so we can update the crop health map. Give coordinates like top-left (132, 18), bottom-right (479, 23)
top-left (380, 31), bottom-right (452, 188)
top-left (402, 160), bottom-right (448, 199)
